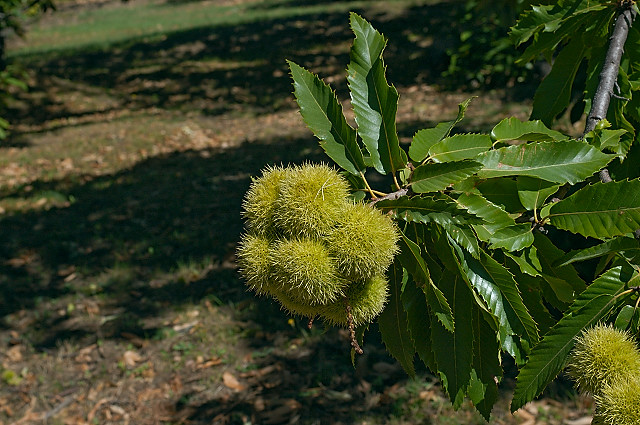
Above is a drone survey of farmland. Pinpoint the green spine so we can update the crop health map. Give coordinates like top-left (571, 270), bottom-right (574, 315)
top-left (320, 274), bottom-right (389, 327)
top-left (242, 165), bottom-right (290, 237)
top-left (326, 202), bottom-right (399, 280)
top-left (269, 237), bottom-right (347, 305)
top-left (275, 163), bottom-right (351, 238)
top-left (594, 375), bottom-right (640, 425)
top-left (568, 324), bottom-right (640, 396)
top-left (236, 233), bottom-right (274, 295)
top-left (271, 287), bottom-right (323, 318)
top-left (238, 162), bottom-right (401, 330)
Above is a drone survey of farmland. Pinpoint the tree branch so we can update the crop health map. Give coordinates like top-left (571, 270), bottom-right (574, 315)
top-left (370, 188), bottom-right (409, 205)
top-left (582, 4), bottom-right (638, 183)
top-left (583, 5), bottom-right (638, 137)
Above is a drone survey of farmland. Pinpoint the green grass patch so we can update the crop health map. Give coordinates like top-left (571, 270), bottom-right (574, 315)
top-left (8, 0), bottom-right (427, 59)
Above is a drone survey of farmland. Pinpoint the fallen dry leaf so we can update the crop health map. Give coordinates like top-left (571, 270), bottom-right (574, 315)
top-left (195, 357), bottom-right (222, 370)
top-left (222, 371), bottom-right (245, 391)
top-left (0, 396), bottom-right (14, 417)
top-left (87, 398), bottom-right (110, 423)
top-left (239, 364), bottom-right (279, 379)
top-left (172, 320), bottom-right (199, 333)
top-left (122, 350), bottom-right (142, 367)
top-left (121, 332), bottom-right (147, 348)
top-left (58, 158), bottom-right (74, 170)
top-left (513, 407), bottom-right (535, 425)
top-left (75, 344), bottom-right (96, 363)
top-left (109, 404), bottom-right (130, 425)
top-left (6, 345), bottom-right (22, 363)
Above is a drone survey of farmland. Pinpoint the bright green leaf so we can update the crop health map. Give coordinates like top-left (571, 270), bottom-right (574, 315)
top-left (549, 180), bottom-right (640, 239)
top-left (408, 97), bottom-right (474, 162)
top-left (410, 161), bottom-right (483, 193)
top-left (510, 1), bottom-right (609, 49)
top-left (614, 304), bottom-right (639, 331)
top-left (516, 177), bottom-right (560, 211)
top-left (454, 193), bottom-right (515, 231)
top-left (377, 194), bottom-right (482, 227)
top-left (554, 237), bottom-right (640, 267)
top-left (398, 231), bottom-right (431, 285)
top-left (476, 178), bottom-right (524, 213)
top-left (431, 225), bottom-right (469, 274)
top-left (516, 12), bottom-right (595, 64)
top-left (409, 124), bottom-right (452, 163)
top-left (488, 224), bottom-right (534, 252)
top-left (504, 246), bottom-right (542, 277)
top-left (591, 129), bottom-right (628, 154)
top-left (491, 117), bottom-right (566, 143)
top-left (429, 134), bottom-right (492, 162)
top-left (348, 13), bottom-right (406, 175)
top-left (288, 61), bottom-right (366, 175)
top-left (454, 193), bottom-right (523, 249)
top-left (509, 4), bottom-right (557, 46)
top-left (477, 140), bottom-right (614, 184)
top-left (455, 247), bottom-right (539, 362)
top-left (441, 221), bottom-right (481, 259)
top-left (531, 35), bottom-right (585, 126)
top-left (424, 280), bottom-right (455, 334)
top-left (467, 370), bottom-right (487, 407)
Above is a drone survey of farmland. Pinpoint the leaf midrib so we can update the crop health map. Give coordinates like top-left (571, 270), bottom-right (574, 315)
top-left (431, 146), bottom-right (488, 160)
top-left (550, 206), bottom-right (640, 217)
top-left (370, 64), bottom-right (398, 175)
top-left (482, 156), bottom-right (607, 173)
top-left (478, 256), bottom-right (537, 342)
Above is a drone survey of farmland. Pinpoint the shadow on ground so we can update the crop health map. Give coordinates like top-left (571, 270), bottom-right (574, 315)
top-left (0, 129), bottom-right (453, 424)
top-left (6, 1), bottom-right (464, 136)
top-left (0, 0), bottom-right (487, 336)
top-left (0, 129), bottom-right (324, 340)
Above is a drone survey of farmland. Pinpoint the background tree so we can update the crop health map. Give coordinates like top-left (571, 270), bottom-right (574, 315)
top-left (444, 0), bottom-right (554, 89)
top-left (0, 0), bottom-right (54, 138)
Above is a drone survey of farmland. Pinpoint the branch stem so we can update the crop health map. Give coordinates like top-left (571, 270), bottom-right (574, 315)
top-left (392, 173), bottom-right (401, 191)
top-left (360, 171), bottom-right (377, 199)
top-left (370, 187), bottom-right (409, 205)
top-left (582, 4), bottom-right (637, 183)
top-left (346, 305), bottom-right (363, 355)
top-left (583, 5), bottom-right (638, 138)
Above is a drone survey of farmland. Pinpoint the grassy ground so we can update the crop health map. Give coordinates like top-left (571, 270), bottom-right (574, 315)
top-left (0, 0), bottom-right (592, 424)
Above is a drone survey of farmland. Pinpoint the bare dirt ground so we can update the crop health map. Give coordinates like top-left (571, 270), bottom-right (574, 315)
top-left (0, 1), bottom-right (592, 424)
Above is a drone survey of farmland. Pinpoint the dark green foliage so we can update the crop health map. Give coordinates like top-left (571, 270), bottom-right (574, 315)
top-left (443, 0), bottom-right (543, 89)
top-left (277, 6), bottom-right (640, 420)
top-left (511, 0), bottom-right (639, 135)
